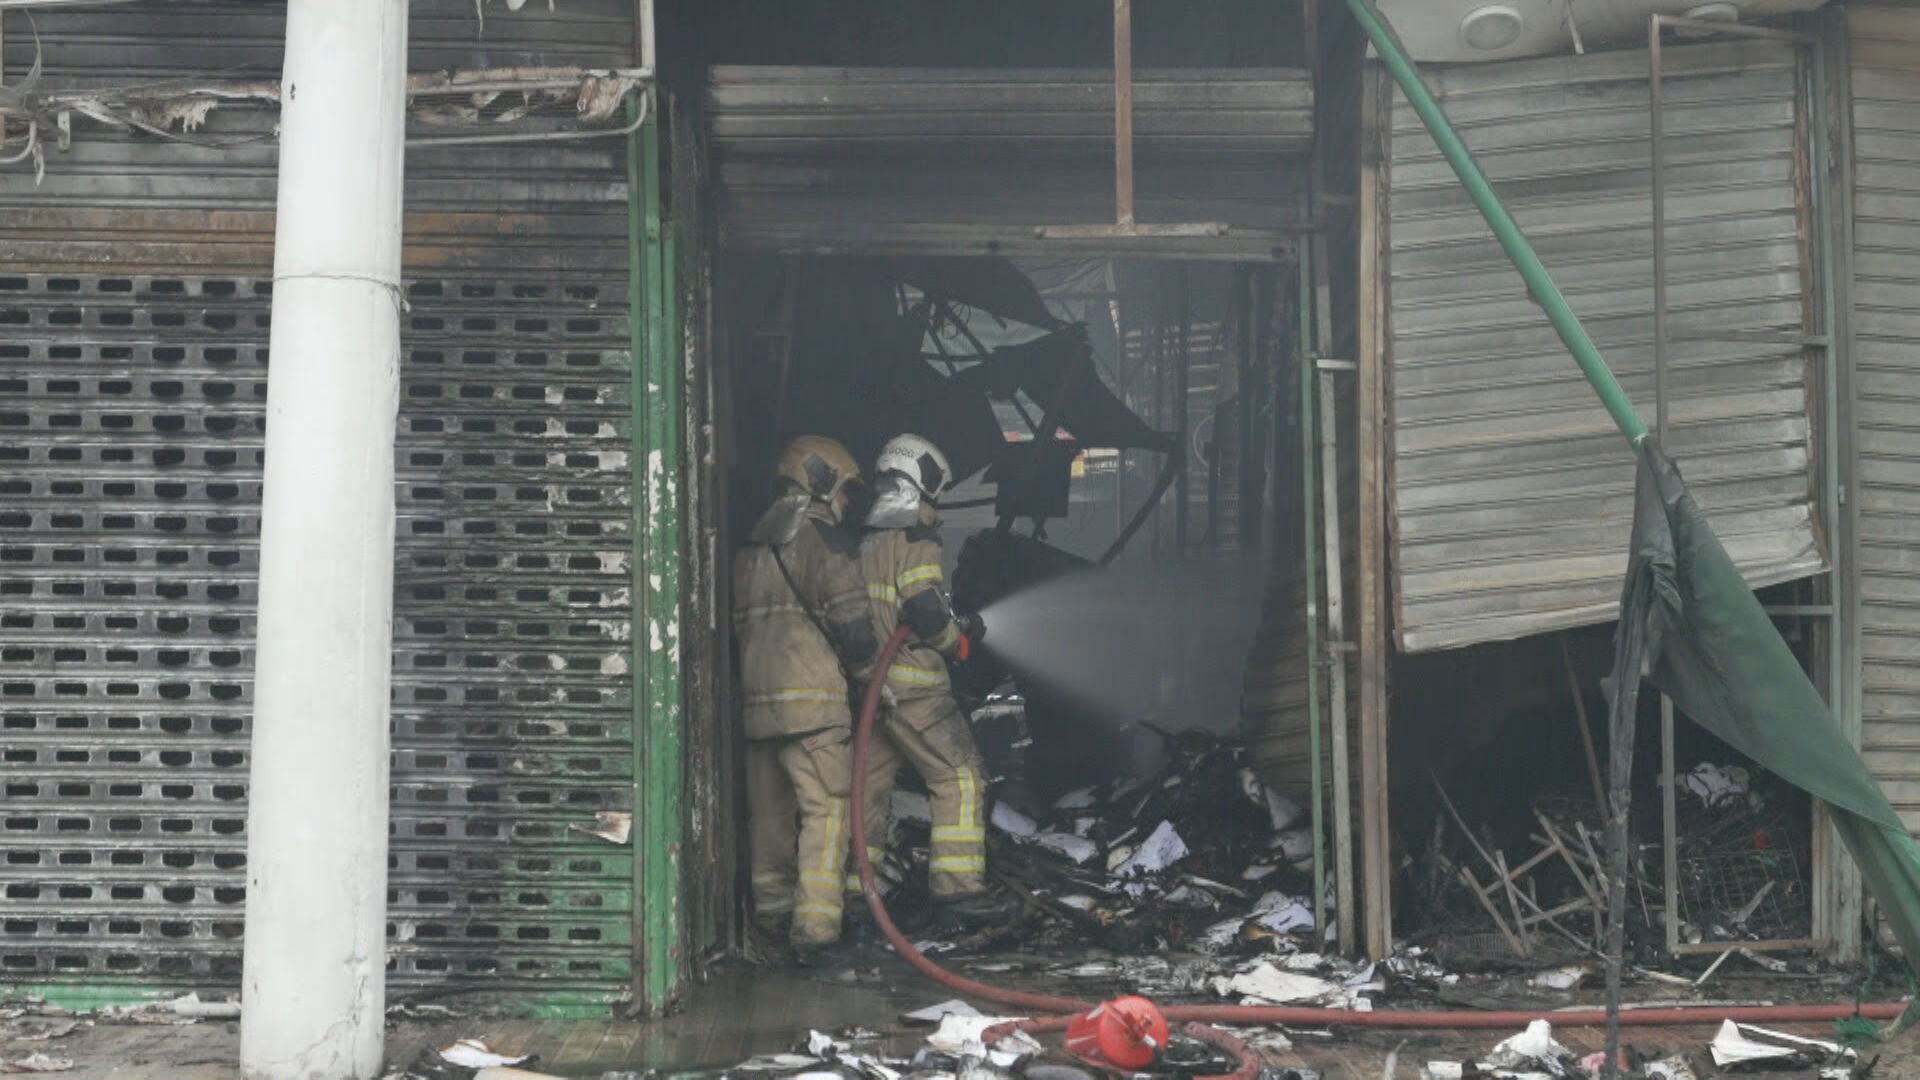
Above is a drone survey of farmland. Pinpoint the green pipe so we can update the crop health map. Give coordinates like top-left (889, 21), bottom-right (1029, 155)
top-left (628, 99), bottom-right (685, 1014)
top-left (1299, 253), bottom-right (1327, 942)
top-left (1338, 0), bottom-right (1650, 447)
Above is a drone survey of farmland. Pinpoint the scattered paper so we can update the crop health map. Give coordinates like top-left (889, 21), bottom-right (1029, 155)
top-left (1483, 1020), bottom-right (1572, 1073)
top-left (0, 1055), bottom-right (73, 1075)
top-left (1215, 962), bottom-right (1348, 1006)
top-left (164, 992), bottom-right (241, 1020)
top-left (1422, 1064), bottom-right (1463, 1080)
top-left (904, 1000), bottom-right (984, 1024)
top-left (807, 1031), bottom-right (839, 1057)
top-left (735, 1053), bottom-right (823, 1071)
top-left (990, 803), bottom-right (1038, 838)
top-left (1248, 891), bottom-right (1314, 934)
top-left (925, 1014), bottom-right (1041, 1068)
top-left (1057, 895), bottom-right (1097, 911)
top-left (1115, 821), bottom-right (1187, 879)
top-left (1032, 832), bottom-right (1098, 865)
top-left (1644, 1058), bottom-right (1698, 1080)
top-left (568, 810), bottom-right (632, 845)
top-left (1708, 1020), bottom-right (1845, 1069)
top-left (475, 1069), bottom-right (565, 1080)
top-left (1682, 763), bottom-right (1750, 808)
top-left (0, 1019), bottom-right (78, 1042)
top-left (1200, 919), bottom-right (1246, 951)
top-left (1242, 863), bottom-right (1278, 881)
top-left (439, 1039), bottom-right (531, 1069)
top-left (1531, 965), bottom-right (1590, 991)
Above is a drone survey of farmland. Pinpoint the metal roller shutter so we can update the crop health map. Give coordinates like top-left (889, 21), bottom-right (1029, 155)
top-left (707, 65), bottom-right (1312, 260)
top-left (0, 0), bottom-right (644, 1005)
top-left (1850, 4), bottom-right (1920, 834)
top-left (1383, 40), bottom-right (1827, 653)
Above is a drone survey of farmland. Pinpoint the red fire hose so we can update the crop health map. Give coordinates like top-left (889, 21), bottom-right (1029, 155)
top-left (847, 626), bottom-right (1906, 1076)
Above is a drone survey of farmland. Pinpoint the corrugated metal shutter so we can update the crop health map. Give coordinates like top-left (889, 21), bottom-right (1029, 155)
top-left (1384, 41), bottom-right (1828, 653)
top-left (1850, 4), bottom-right (1920, 833)
top-left (0, 1), bottom-right (644, 1004)
top-left (707, 66), bottom-right (1311, 260)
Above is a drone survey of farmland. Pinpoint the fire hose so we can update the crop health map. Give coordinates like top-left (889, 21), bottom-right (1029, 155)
top-left (847, 625), bottom-right (1906, 1076)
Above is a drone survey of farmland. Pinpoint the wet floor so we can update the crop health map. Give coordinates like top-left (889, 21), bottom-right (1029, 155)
top-left (34, 951), bottom-right (1920, 1078)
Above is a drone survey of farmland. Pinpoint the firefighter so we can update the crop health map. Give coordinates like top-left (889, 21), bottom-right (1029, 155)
top-left (854, 434), bottom-right (1013, 927)
top-left (734, 435), bottom-right (881, 964)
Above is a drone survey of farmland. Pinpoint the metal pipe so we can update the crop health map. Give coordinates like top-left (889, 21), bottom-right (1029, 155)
top-left (1319, 375), bottom-right (1356, 955)
top-left (1300, 257), bottom-right (1327, 945)
top-left (638, 0), bottom-right (655, 72)
top-left (1174, 265), bottom-right (1190, 556)
top-left (1650, 15), bottom-right (1669, 444)
top-left (1113, 0), bottom-right (1135, 226)
top-left (1336, 0), bottom-right (1649, 446)
top-left (240, 0), bottom-right (406, 1074)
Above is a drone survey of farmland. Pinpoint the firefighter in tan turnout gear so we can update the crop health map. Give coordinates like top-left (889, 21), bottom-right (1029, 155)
top-left (856, 434), bottom-right (1014, 927)
top-left (733, 435), bottom-right (881, 964)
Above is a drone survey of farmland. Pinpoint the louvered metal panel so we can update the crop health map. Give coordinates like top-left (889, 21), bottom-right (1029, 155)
top-left (707, 66), bottom-right (1311, 260)
top-left (0, 1), bottom-right (642, 1004)
top-left (1850, 5), bottom-right (1920, 835)
top-left (1383, 41), bottom-right (1827, 653)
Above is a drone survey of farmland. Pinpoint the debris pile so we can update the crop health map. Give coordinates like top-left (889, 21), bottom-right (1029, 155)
top-left (883, 728), bottom-right (1327, 961)
top-left (0, 991), bottom-right (242, 1076)
top-left (1413, 755), bottom-right (1812, 972)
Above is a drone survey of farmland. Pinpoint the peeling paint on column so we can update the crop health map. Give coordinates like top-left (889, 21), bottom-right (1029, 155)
top-left (627, 108), bottom-right (685, 1016)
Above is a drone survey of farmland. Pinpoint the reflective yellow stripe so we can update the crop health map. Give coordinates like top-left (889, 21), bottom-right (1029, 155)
top-left (867, 584), bottom-right (899, 605)
top-left (794, 902), bottom-right (842, 918)
top-left (888, 664), bottom-right (947, 687)
top-left (817, 799), bottom-right (846, 875)
top-left (844, 875), bottom-right (865, 892)
top-left (739, 603), bottom-right (806, 620)
top-left (898, 564), bottom-right (944, 590)
top-left (799, 871), bottom-right (840, 886)
top-left (746, 689), bottom-right (844, 706)
top-left (757, 898), bottom-right (794, 913)
top-left (929, 856), bottom-right (987, 872)
top-left (932, 826), bottom-right (986, 842)
top-left (753, 872), bottom-right (792, 885)
top-left (956, 766), bottom-right (977, 832)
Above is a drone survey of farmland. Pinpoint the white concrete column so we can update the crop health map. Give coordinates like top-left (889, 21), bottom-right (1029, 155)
top-left (240, 1), bottom-right (408, 1077)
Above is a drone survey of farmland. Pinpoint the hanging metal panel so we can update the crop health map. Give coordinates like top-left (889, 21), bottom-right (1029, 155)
top-left (0, 0), bottom-right (644, 1005)
top-left (707, 66), bottom-right (1311, 260)
top-left (1850, 4), bottom-right (1920, 833)
top-left (1384, 40), bottom-right (1827, 653)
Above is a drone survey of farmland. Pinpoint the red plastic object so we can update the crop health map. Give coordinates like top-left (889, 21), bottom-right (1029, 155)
top-left (1064, 996), bottom-right (1169, 1071)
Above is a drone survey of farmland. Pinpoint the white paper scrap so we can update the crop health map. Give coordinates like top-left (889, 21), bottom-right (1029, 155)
top-left (990, 803), bottom-right (1038, 838)
top-left (439, 1039), bottom-right (532, 1069)
top-left (1115, 821), bottom-right (1187, 878)
top-left (1033, 832), bottom-right (1099, 865)
top-left (904, 1000), bottom-right (985, 1024)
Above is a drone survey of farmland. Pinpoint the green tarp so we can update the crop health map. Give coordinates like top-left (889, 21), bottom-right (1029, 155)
top-left (1612, 439), bottom-right (1920, 965)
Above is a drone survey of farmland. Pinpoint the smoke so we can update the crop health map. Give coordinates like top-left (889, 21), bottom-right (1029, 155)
top-left (976, 558), bottom-right (1266, 738)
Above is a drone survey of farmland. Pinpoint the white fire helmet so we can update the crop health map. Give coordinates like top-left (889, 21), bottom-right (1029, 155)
top-left (874, 433), bottom-right (953, 501)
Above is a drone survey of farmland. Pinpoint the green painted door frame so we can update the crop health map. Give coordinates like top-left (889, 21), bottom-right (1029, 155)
top-left (627, 102), bottom-right (688, 1015)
